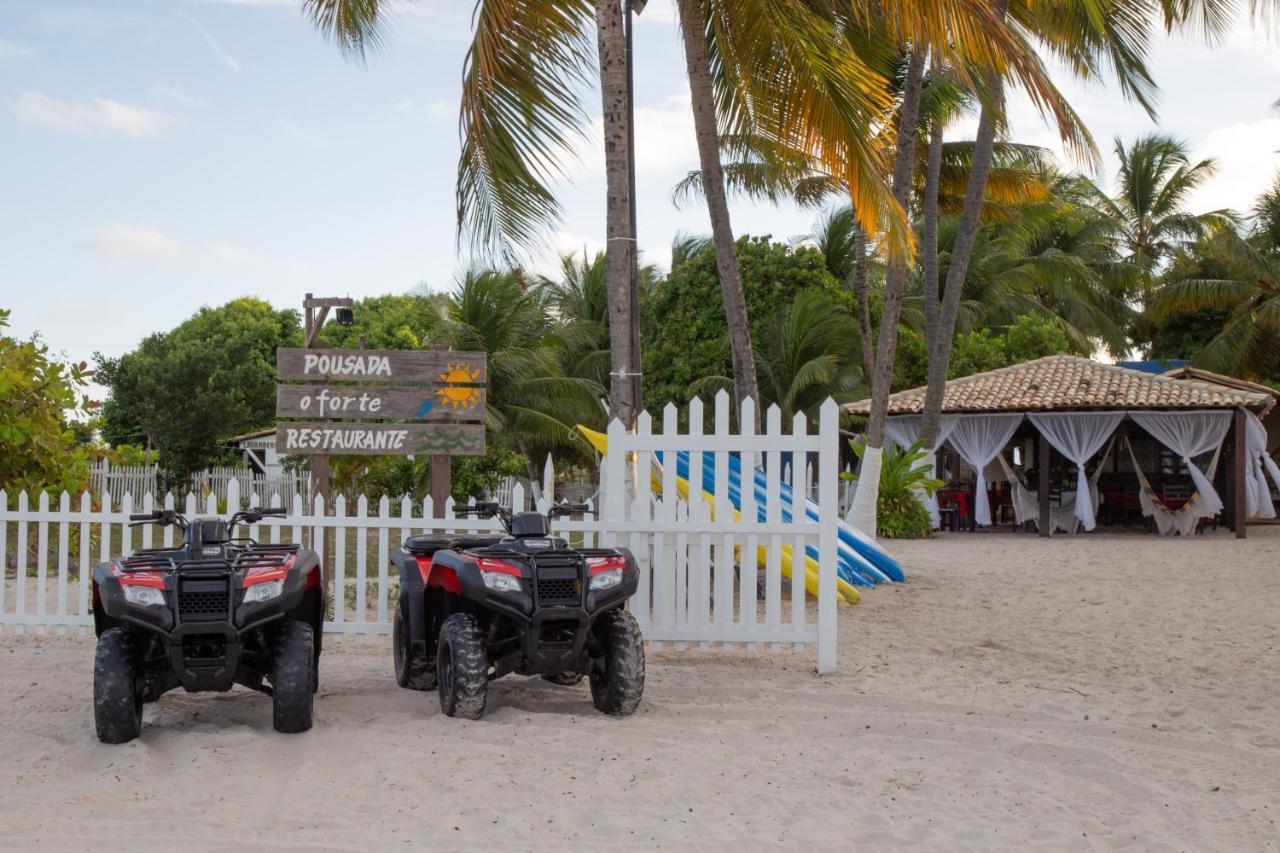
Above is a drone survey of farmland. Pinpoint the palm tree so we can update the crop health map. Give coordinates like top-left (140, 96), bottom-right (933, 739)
top-left (1094, 133), bottom-right (1231, 301)
top-left (434, 268), bottom-right (604, 461)
top-left (916, 0), bottom-right (1264, 449)
top-left (676, 0), bottom-right (758, 423)
top-left (803, 206), bottom-right (876, 377)
top-left (536, 250), bottom-right (658, 394)
top-left (1147, 230), bottom-right (1280, 379)
top-left (688, 289), bottom-right (863, 423)
top-left (914, 174), bottom-right (1135, 355)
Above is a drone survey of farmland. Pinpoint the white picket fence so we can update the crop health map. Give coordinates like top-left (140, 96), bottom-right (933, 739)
top-left (3, 393), bottom-right (842, 671)
top-left (585, 394), bottom-right (840, 673)
top-left (90, 461), bottom-right (308, 507)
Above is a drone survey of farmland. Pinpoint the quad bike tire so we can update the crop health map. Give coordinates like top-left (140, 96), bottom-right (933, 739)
top-left (542, 672), bottom-right (585, 686)
top-left (272, 621), bottom-right (315, 733)
top-left (94, 628), bottom-right (142, 744)
top-left (394, 601), bottom-right (435, 690)
top-left (437, 613), bottom-right (488, 719)
top-left (589, 609), bottom-right (645, 716)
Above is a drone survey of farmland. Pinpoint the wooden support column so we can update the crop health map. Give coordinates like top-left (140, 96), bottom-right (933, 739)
top-left (1233, 407), bottom-right (1247, 539)
top-left (1038, 432), bottom-right (1050, 537)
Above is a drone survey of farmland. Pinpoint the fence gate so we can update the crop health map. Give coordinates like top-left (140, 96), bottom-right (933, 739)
top-left (566, 392), bottom-right (840, 673)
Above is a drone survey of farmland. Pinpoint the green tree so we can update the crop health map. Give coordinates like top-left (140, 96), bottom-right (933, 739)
top-left (1147, 229), bottom-right (1280, 381)
top-left (535, 251), bottom-right (659, 396)
top-left (689, 289), bottom-right (863, 423)
top-left (893, 313), bottom-right (1070, 390)
top-left (641, 236), bottom-right (840, 416)
top-left (318, 293), bottom-right (446, 350)
top-left (1095, 133), bottom-right (1231, 301)
top-left (0, 310), bottom-right (94, 495)
top-left (95, 298), bottom-right (302, 484)
top-left (436, 268), bottom-right (603, 463)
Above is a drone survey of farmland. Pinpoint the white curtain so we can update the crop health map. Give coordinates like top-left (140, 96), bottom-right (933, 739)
top-left (1245, 409), bottom-right (1277, 519)
top-left (1028, 411), bottom-right (1125, 531)
top-left (885, 415), bottom-right (957, 528)
top-left (945, 414), bottom-right (1024, 525)
top-left (1129, 411), bottom-right (1231, 516)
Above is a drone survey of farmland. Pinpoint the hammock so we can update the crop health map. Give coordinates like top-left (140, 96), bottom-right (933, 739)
top-left (1122, 436), bottom-right (1223, 536)
top-left (997, 436), bottom-right (1114, 534)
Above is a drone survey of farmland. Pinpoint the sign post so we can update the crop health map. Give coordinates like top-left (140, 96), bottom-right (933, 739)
top-left (275, 345), bottom-right (487, 513)
top-left (301, 294), bottom-right (354, 504)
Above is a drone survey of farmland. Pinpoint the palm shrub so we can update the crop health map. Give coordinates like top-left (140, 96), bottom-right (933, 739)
top-left (843, 438), bottom-right (943, 539)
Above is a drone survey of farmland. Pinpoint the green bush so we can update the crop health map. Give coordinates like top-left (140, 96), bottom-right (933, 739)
top-left (844, 438), bottom-right (942, 539)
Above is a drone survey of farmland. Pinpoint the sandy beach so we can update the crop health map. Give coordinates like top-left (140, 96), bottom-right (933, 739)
top-left (1, 527), bottom-right (1277, 852)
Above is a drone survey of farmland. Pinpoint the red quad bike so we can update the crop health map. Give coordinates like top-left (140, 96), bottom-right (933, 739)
top-left (390, 502), bottom-right (645, 719)
top-left (90, 508), bottom-right (325, 743)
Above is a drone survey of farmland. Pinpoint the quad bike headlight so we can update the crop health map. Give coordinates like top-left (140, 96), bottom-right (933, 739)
top-left (481, 572), bottom-right (522, 593)
top-left (244, 579), bottom-right (285, 603)
top-left (589, 568), bottom-right (623, 591)
top-left (123, 585), bottom-right (166, 607)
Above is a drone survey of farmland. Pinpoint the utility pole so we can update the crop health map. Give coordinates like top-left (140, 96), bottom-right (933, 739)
top-left (301, 293), bottom-right (354, 507)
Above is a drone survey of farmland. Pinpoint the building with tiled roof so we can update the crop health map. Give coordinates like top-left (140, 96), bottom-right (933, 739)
top-left (842, 355), bottom-right (1274, 417)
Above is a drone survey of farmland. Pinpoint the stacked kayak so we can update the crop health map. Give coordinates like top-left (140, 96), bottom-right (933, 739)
top-left (575, 426), bottom-right (904, 602)
top-left (662, 450), bottom-right (904, 587)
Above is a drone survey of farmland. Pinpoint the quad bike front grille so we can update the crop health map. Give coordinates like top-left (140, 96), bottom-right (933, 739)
top-left (178, 580), bottom-right (231, 621)
top-left (536, 576), bottom-right (580, 606)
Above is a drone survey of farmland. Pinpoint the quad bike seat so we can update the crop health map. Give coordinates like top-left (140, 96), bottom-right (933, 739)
top-left (403, 534), bottom-right (505, 556)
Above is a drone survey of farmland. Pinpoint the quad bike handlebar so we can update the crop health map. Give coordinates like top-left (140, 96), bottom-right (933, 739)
top-left (128, 510), bottom-right (187, 529)
top-left (453, 501), bottom-right (593, 533)
top-left (127, 507), bottom-right (287, 530)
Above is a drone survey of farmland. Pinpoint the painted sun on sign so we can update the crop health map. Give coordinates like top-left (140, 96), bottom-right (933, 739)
top-left (436, 363), bottom-right (482, 411)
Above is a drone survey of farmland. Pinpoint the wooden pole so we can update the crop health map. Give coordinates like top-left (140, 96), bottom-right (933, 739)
top-left (429, 456), bottom-right (451, 518)
top-left (300, 294), bottom-right (352, 507)
top-left (1233, 407), bottom-right (1247, 539)
top-left (1038, 432), bottom-right (1050, 538)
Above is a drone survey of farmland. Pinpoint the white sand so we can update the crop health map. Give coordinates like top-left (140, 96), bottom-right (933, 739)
top-left (1, 528), bottom-right (1278, 851)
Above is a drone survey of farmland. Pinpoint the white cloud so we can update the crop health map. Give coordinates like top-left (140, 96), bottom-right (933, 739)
top-left (635, 0), bottom-right (679, 25)
top-left (93, 224), bottom-right (181, 259)
top-left (10, 92), bottom-right (169, 138)
top-left (530, 230), bottom-right (606, 278)
top-left (91, 224), bottom-right (256, 265)
top-left (1190, 118), bottom-right (1280, 213)
top-left (152, 84), bottom-right (201, 106)
top-left (574, 92), bottom-right (698, 178)
top-left (180, 13), bottom-right (241, 72)
top-left (427, 100), bottom-right (455, 120)
top-left (395, 98), bottom-right (415, 112)
top-left (0, 38), bottom-right (33, 58)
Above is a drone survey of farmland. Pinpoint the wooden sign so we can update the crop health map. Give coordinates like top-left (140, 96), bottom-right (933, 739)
top-left (275, 347), bottom-right (487, 457)
top-left (275, 348), bottom-right (485, 383)
top-left (276, 423), bottom-right (485, 456)
top-left (276, 385), bottom-right (485, 421)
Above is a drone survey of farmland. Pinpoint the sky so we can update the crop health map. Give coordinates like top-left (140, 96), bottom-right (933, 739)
top-left (2, 0), bottom-right (1279, 396)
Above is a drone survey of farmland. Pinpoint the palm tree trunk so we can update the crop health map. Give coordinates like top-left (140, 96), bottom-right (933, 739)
top-left (921, 0), bottom-right (1008, 449)
top-left (853, 220), bottom-right (874, 378)
top-left (918, 90), bottom-right (945, 449)
top-left (595, 0), bottom-right (638, 428)
top-left (677, 0), bottom-right (761, 428)
top-left (847, 46), bottom-right (928, 537)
